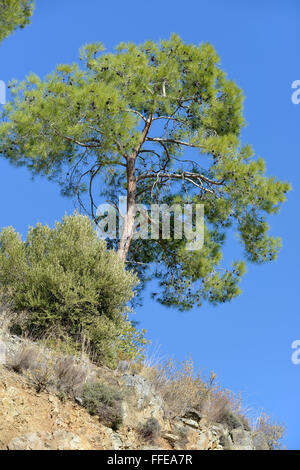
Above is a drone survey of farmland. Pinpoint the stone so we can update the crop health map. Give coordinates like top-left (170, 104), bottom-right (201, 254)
top-left (74, 396), bottom-right (83, 405)
top-left (121, 374), bottom-right (163, 413)
top-left (8, 431), bottom-right (84, 450)
top-left (217, 428), bottom-right (234, 450)
top-left (107, 429), bottom-right (123, 450)
top-left (180, 417), bottom-right (199, 429)
top-left (197, 431), bottom-right (213, 450)
top-left (162, 432), bottom-right (180, 443)
top-left (140, 445), bottom-right (165, 450)
top-left (231, 428), bottom-right (254, 450)
top-left (0, 340), bottom-right (6, 365)
top-left (251, 431), bottom-right (269, 450)
top-left (183, 408), bottom-right (202, 422)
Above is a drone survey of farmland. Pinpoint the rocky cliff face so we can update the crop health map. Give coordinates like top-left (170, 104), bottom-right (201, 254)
top-left (0, 335), bottom-right (269, 451)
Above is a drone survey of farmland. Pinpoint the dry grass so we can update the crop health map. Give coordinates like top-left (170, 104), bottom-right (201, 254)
top-left (0, 301), bottom-right (27, 337)
top-left (255, 413), bottom-right (285, 450)
top-left (141, 357), bottom-right (252, 432)
top-left (138, 417), bottom-right (161, 443)
top-left (141, 357), bottom-right (213, 418)
top-left (8, 344), bottom-right (55, 392)
top-left (55, 356), bottom-right (88, 395)
top-left (9, 345), bottom-right (39, 374)
top-left (7, 343), bottom-right (89, 395)
top-left (3, 320), bottom-right (285, 449)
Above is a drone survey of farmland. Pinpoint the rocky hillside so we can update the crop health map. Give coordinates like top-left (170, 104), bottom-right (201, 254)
top-left (0, 334), bottom-right (274, 450)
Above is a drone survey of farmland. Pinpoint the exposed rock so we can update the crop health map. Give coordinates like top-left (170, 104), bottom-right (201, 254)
top-left (140, 445), bottom-right (166, 450)
top-left (180, 417), bottom-right (199, 429)
top-left (121, 373), bottom-right (164, 423)
top-left (231, 428), bottom-right (254, 450)
top-left (8, 431), bottom-right (84, 450)
top-left (0, 340), bottom-right (6, 365)
top-left (182, 408), bottom-right (202, 422)
top-left (252, 431), bottom-right (269, 450)
top-left (106, 429), bottom-right (123, 450)
top-left (217, 427), bottom-right (234, 450)
top-left (196, 430), bottom-right (222, 450)
top-left (0, 334), bottom-right (274, 451)
top-left (162, 431), bottom-right (180, 443)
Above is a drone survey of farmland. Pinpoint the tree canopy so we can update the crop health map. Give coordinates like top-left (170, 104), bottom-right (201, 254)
top-left (0, 0), bottom-right (34, 43)
top-left (0, 34), bottom-right (290, 310)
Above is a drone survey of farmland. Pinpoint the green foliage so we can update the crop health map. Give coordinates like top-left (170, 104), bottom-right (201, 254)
top-left (0, 34), bottom-right (291, 310)
top-left (0, 213), bottom-right (147, 367)
top-left (0, 0), bottom-right (34, 43)
top-left (81, 381), bottom-right (123, 430)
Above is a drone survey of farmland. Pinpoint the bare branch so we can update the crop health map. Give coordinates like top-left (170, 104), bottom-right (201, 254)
top-left (136, 170), bottom-right (225, 194)
top-left (138, 149), bottom-right (162, 160)
top-left (146, 137), bottom-right (204, 149)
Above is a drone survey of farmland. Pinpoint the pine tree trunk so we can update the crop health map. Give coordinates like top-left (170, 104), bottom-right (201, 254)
top-left (117, 156), bottom-right (136, 262)
top-left (117, 115), bottom-right (152, 262)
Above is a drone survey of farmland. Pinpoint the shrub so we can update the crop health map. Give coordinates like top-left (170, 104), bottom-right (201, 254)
top-left (200, 390), bottom-right (246, 430)
top-left (9, 344), bottom-right (54, 392)
top-left (26, 360), bottom-right (54, 393)
top-left (10, 345), bottom-right (39, 373)
top-left (54, 356), bottom-right (88, 395)
top-left (0, 213), bottom-right (147, 367)
top-left (138, 417), bottom-right (161, 443)
top-left (142, 358), bottom-right (209, 418)
top-left (142, 358), bottom-right (251, 432)
top-left (80, 381), bottom-right (123, 430)
top-left (256, 413), bottom-right (285, 450)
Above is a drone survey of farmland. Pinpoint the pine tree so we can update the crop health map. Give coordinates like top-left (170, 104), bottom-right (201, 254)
top-left (0, 0), bottom-right (34, 43)
top-left (0, 34), bottom-right (290, 310)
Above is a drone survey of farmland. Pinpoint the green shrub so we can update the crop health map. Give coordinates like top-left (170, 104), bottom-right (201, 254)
top-left (81, 381), bottom-right (123, 430)
top-left (0, 213), bottom-right (147, 367)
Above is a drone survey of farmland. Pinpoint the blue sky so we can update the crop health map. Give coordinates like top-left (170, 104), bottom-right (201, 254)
top-left (0, 0), bottom-right (299, 449)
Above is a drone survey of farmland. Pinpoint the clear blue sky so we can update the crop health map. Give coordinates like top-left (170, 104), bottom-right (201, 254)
top-left (0, 0), bottom-right (299, 449)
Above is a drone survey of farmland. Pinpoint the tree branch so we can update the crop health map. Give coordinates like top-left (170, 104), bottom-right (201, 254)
top-left (146, 137), bottom-right (204, 149)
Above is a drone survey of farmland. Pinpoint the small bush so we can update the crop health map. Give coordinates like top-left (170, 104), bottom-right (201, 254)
top-left (236, 413), bottom-right (252, 432)
top-left (256, 413), bottom-right (285, 450)
top-left (116, 359), bottom-right (143, 375)
top-left (10, 346), bottom-right (38, 373)
top-left (26, 360), bottom-right (54, 392)
top-left (138, 417), bottom-right (161, 443)
top-left (142, 358), bottom-right (209, 418)
top-left (142, 358), bottom-right (252, 432)
top-left (9, 344), bottom-right (54, 392)
top-left (55, 356), bottom-right (88, 395)
top-left (200, 390), bottom-right (244, 429)
top-left (81, 381), bottom-right (123, 430)
top-left (0, 213), bottom-right (148, 367)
